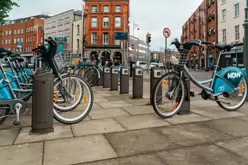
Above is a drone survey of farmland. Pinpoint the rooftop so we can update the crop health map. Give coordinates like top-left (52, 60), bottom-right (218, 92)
top-left (3, 14), bottom-right (50, 25)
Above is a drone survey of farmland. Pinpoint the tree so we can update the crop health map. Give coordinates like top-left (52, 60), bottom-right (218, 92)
top-left (0, 0), bottom-right (19, 25)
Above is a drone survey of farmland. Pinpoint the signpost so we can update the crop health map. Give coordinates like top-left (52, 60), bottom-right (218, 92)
top-left (163, 28), bottom-right (171, 61)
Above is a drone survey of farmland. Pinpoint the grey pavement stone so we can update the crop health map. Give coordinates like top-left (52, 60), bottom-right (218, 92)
top-left (237, 103), bottom-right (248, 114)
top-left (0, 116), bottom-right (31, 130)
top-left (157, 144), bottom-right (248, 165)
top-left (92, 103), bottom-right (102, 110)
top-left (157, 124), bottom-right (231, 147)
top-left (0, 128), bottom-right (19, 146)
top-left (166, 113), bottom-right (211, 124)
top-left (236, 115), bottom-right (248, 121)
top-left (126, 99), bottom-right (150, 106)
top-left (191, 100), bottom-right (219, 108)
top-left (104, 95), bottom-right (131, 101)
top-left (192, 108), bottom-right (246, 119)
top-left (83, 153), bottom-right (166, 165)
top-left (121, 105), bottom-right (154, 115)
top-left (200, 118), bottom-right (248, 137)
top-left (115, 114), bottom-right (170, 130)
top-left (216, 137), bottom-right (248, 159)
top-left (94, 97), bottom-right (109, 103)
top-left (105, 129), bottom-right (179, 157)
top-left (15, 125), bottom-right (73, 144)
top-left (95, 91), bottom-right (113, 97)
top-left (44, 135), bottom-right (117, 165)
top-left (72, 118), bottom-right (125, 136)
top-left (98, 101), bottom-right (132, 108)
top-left (0, 142), bottom-right (43, 165)
top-left (89, 108), bottom-right (130, 119)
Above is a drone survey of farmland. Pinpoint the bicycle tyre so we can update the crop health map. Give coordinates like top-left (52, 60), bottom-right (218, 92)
top-left (152, 72), bottom-right (186, 118)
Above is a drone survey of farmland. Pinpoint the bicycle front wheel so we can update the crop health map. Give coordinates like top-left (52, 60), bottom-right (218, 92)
top-left (53, 74), bottom-right (93, 124)
top-left (152, 72), bottom-right (185, 118)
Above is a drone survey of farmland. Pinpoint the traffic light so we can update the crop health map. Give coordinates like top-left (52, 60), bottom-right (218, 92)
top-left (146, 33), bottom-right (151, 44)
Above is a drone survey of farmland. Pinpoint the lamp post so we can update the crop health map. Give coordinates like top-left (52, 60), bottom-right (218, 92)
top-left (243, 0), bottom-right (248, 100)
top-left (133, 22), bottom-right (140, 37)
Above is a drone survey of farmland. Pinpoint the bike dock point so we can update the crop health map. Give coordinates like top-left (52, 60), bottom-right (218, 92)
top-left (150, 67), bottom-right (163, 105)
top-left (179, 73), bottom-right (191, 115)
top-left (120, 67), bottom-right (129, 94)
top-left (32, 69), bottom-right (54, 133)
top-left (103, 67), bottom-right (110, 88)
top-left (132, 67), bottom-right (143, 99)
top-left (110, 67), bottom-right (118, 91)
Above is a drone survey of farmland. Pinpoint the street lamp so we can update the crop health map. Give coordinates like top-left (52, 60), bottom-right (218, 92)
top-left (133, 22), bottom-right (140, 37)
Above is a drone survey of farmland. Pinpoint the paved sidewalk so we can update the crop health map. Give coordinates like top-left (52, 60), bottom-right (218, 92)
top-left (0, 86), bottom-right (248, 165)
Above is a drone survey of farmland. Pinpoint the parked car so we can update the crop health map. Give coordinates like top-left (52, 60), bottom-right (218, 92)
top-left (157, 63), bottom-right (165, 68)
top-left (149, 62), bottom-right (159, 70)
top-left (136, 61), bottom-right (148, 70)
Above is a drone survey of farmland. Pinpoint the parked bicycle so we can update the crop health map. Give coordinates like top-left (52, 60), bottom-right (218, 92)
top-left (152, 38), bottom-right (247, 118)
top-left (0, 37), bottom-right (93, 125)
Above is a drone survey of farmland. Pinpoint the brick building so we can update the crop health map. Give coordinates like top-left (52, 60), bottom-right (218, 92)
top-left (181, 0), bottom-right (218, 69)
top-left (0, 15), bottom-right (49, 62)
top-left (84, 0), bottom-right (130, 64)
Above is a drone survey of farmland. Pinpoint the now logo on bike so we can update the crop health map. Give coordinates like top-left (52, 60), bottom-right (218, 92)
top-left (227, 72), bottom-right (242, 79)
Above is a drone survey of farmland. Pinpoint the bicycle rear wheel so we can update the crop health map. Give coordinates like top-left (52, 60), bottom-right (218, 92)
top-left (152, 72), bottom-right (185, 118)
top-left (215, 78), bottom-right (248, 111)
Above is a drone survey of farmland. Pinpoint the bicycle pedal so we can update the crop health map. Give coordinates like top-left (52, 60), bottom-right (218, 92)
top-left (190, 91), bottom-right (195, 97)
top-left (13, 120), bottom-right (20, 126)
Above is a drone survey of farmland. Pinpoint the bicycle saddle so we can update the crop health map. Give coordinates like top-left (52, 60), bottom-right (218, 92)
top-left (214, 44), bottom-right (233, 52)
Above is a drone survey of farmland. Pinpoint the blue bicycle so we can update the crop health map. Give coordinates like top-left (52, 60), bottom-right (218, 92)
top-left (152, 38), bottom-right (247, 118)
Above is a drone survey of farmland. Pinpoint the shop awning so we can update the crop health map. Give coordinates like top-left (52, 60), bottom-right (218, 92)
top-left (208, 55), bottom-right (214, 58)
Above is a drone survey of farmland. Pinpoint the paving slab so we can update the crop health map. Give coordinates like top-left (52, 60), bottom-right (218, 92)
top-left (44, 135), bottom-right (117, 165)
top-left (237, 103), bottom-right (248, 114)
top-left (192, 108), bottom-right (246, 119)
top-left (236, 115), bottom-right (248, 121)
top-left (126, 99), bottom-right (149, 106)
top-left (157, 123), bottom-right (231, 147)
top-left (157, 144), bottom-right (248, 165)
top-left (115, 114), bottom-right (170, 130)
top-left (15, 125), bottom-right (73, 144)
top-left (72, 118), bottom-right (125, 136)
top-left (0, 116), bottom-right (31, 130)
top-left (104, 95), bottom-right (131, 101)
top-left (0, 142), bottom-right (43, 165)
top-left (105, 129), bottom-right (179, 157)
top-left (92, 103), bottom-right (102, 110)
top-left (83, 153), bottom-right (165, 165)
top-left (0, 128), bottom-right (19, 146)
top-left (199, 118), bottom-right (248, 137)
top-left (121, 105), bottom-right (154, 115)
top-left (95, 91), bottom-right (113, 97)
top-left (89, 108), bottom-right (130, 119)
top-left (98, 101), bottom-right (132, 108)
top-left (166, 113), bottom-right (211, 124)
top-left (216, 137), bottom-right (248, 159)
top-left (191, 100), bottom-right (219, 108)
top-left (94, 97), bottom-right (109, 103)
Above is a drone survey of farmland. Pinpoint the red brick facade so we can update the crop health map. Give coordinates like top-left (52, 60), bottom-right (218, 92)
top-left (0, 19), bottom-right (45, 54)
top-left (181, 0), bottom-right (218, 69)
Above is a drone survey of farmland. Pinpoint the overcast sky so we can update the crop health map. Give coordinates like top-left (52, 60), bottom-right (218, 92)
top-left (8, 0), bottom-right (202, 51)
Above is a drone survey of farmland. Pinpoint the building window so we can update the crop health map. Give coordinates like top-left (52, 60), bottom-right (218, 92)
top-left (21, 38), bottom-right (23, 43)
top-left (91, 33), bottom-right (97, 44)
top-left (235, 25), bottom-right (240, 40)
top-left (9, 30), bottom-right (11, 35)
top-left (17, 29), bottom-right (20, 34)
top-left (103, 17), bottom-right (110, 28)
top-left (92, 6), bottom-right (98, 13)
top-left (234, 3), bottom-right (239, 17)
top-left (5, 40), bottom-right (8, 44)
top-left (116, 6), bottom-right (121, 12)
top-left (14, 30), bottom-right (16, 34)
top-left (222, 29), bottom-right (226, 43)
top-left (103, 33), bottom-right (109, 45)
top-left (77, 39), bottom-right (80, 50)
top-left (58, 19), bottom-right (64, 26)
top-left (1, 40), bottom-right (4, 44)
top-left (21, 29), bottom-right (23, 34)
top-left (104, 6), bottom-right (110, 13)
top-left (115, 17), bottom-right (121, 28)
top-left (77, 24), bottom-right (80, 34)
top-left (14, 39), bottom-right (16, 43)
top-left (64, 17), bottom-right (70, 25)
top-left (115, 40), bottom-right (121, 45)
top-left (222, 9), bottom-right (226, 21)
top-left (52, 21), bottom-right (56, 28)
top-left (5, 31), bottom-right (8, 36)
top-left (92, 17), bottom-right (98, 28)
top-left (17, 38), bottom-right (20, 42)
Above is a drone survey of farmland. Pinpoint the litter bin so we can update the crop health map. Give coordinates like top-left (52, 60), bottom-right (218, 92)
top-left (32, 69), bottom-right (54, 133)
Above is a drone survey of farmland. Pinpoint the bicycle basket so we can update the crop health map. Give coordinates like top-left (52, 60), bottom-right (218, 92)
top-left (169, 49), bottom-right (190, 66)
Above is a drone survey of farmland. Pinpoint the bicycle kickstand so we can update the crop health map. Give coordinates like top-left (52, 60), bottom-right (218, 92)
top-left (13, 103), bottom-right (22, 126)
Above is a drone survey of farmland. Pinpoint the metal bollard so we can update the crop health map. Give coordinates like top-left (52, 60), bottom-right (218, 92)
top-left (150, 67), bottom-right (163, 105)
top-left (97, 67), bottom-right (103, 86)
top-left (178, 72), bottom-right (191, 114)
top-left (32, 69), bottom-right (54, 133)
top-left (110, 67), bottom-right (118, 91)
top-left (132, 67), bottom-right (143, 99)
top-left (103, 67), bottom-right (110, 88)
top-left (120, 67), bottom-right (129, 94)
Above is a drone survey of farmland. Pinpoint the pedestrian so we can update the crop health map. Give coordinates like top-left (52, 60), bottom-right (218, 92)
top-left (195, 64), bottom-right (198, 72)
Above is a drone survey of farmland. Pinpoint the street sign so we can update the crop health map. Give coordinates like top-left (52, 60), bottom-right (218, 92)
top-left (115, 32), bottom-right (128, 40)
top-left (17, 42), bottom-right (23, 48)
top-left (55, 37), bottom-right (67, 41)
top-left (163, 28), bottom-right (171, 38)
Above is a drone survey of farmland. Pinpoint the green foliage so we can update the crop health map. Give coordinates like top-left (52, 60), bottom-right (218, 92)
top-left (0, 0), bottom-right (19, 25)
